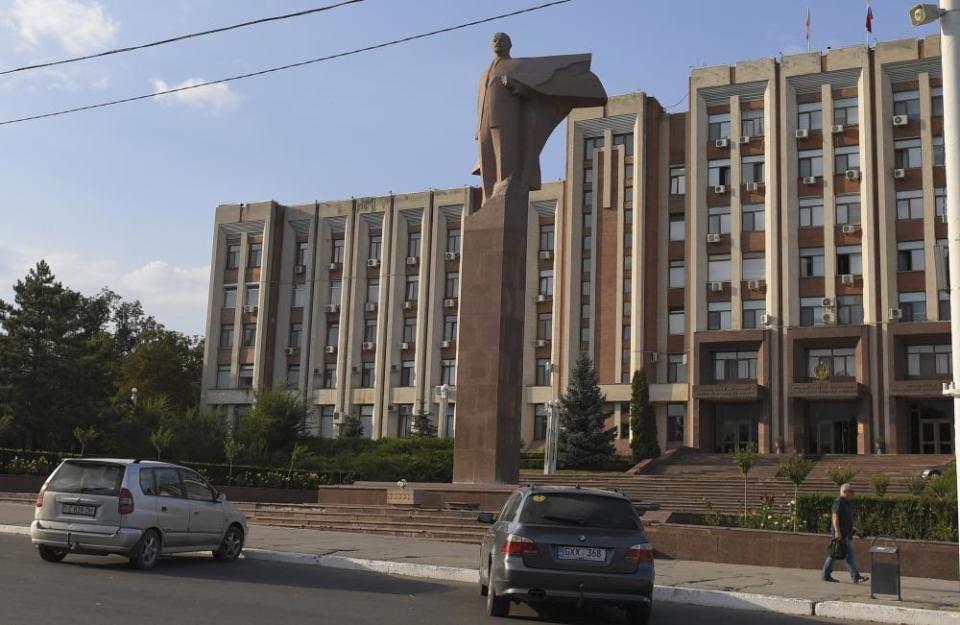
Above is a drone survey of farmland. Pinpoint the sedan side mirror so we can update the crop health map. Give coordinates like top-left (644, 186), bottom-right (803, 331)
top-left (477, 512), bottom-right (496, 524)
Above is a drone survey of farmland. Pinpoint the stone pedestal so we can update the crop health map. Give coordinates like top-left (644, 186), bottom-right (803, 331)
top-left (453, 181), bottom-right (528, 484)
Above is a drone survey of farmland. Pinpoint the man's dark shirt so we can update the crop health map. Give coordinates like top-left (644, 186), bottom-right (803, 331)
top-left (832, 497), bottom-right (854, 539)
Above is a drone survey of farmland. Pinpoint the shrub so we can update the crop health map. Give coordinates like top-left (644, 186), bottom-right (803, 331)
top-left (730, 444), bottom-right (757, 521)
top-left (779, 454), bottom-right (814, 532)
top-left (871, 474), bottom-right (890, 498)
top-left (826, 465), bottom-right (858, 487)
top-left (796, 493), bottom-right (957, 542)
top-left (905, 475), bottom-right (927, 497)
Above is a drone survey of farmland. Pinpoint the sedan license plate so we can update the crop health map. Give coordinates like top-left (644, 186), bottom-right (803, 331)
top-left (556, 546), bottom-right (606, 562)
top-left (61, 504), bottom-right (96, 517)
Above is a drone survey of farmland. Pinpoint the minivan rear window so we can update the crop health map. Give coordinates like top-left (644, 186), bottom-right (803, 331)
top-left (48, 462), bottom-right (123, 496)
top-left (519, 493), bottom-right (640, 530)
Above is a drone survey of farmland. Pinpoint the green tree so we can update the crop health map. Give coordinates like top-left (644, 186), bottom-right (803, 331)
top-left (629, 368), bottom-right (660, 462)
top-left (237, 384), bottom-right (308, 464)
top-left (826, 465), bottom-right (858, 488)
top-left (150, 426), bottom-right (173, 459)
top-left (558, 351), bottom-right (616, 470)
top-left (163, 406), bottom-right (225, 462)
top-left (224, 438), bottom-right (245, 477)
top-left (779, 453), bottom-right (814, 532)
top-left (114, 328), bottom-right (203, 412)
top-left (731, 444), bottom-right (757, 523)
top-left (338, 411), bottom-right (365, 439)
top-left (287, 444), bottom-right (311, 479)
top-left (73, 425), bottom-right (101, 456)
top-left (411, 411), bottom-right (436, 438)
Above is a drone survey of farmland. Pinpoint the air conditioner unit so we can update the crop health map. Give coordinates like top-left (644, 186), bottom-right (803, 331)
top-left (845, 169), bottom-right (861, 181)
top-left (888, 307), bottom-right (903, 321)
top-left (747, 279), bottom-right (761, 290)
top-left (802, 176), bottom-right (817, 185)
top-left (328, 262), bottom-right (340, 271)
top-left (841, 224), bottom-right (858, 234)
top-left (821, 311), bottom-right (835, 324)
top-left (440, 340), bottom-right (451, 349)
top-left (538, 250), bottom-right (553, 260)
top-left (821, 297), bottom-right (834, 307)
top-left (739, 135), bottom-right (751, 144)
top-left (681, 354), bottom-right (689, 365)
top-left (893, 168), bottom-right (906, 179)
top-left (715, 138), bottom-right (729, 148)
top-left (444, 251), bottom-right (460, 261)
top-left (760, 313), bottom-right (773, 326)
top-left (285, 347), bottom-right (296, 356)
top-left (841, 273), bottom-right (855, 285)
top-left (324, 303), bottom-right (339, 313)
top-left (706, 233), bottom-right (722, 243)
top-left (713, 185), bottom-right (727, 195)
top-left (242, 305), bottom-right (257, 313)
top-left (399, 341), bottom-right (410, 350)
top-left (892, 114), bottom-right (909, 127)
top-left (405, 256), bottom-right (419, 266)
top-left (535, 293), bottom-right (550, 303)
top-left (709, 281), bottom-right (724, 292)
top-left (795, 128), bottom-right (809, 139)
top-left (387, 404), bottom-right (397, 412)
top-left (745, 182), bottom-right (760, 192)
top-left (390, 364), bottom-right (400, 372)
top-left (649, 352), bottom-right (659, 363)
top-left (362, 341), bottom-right (375, 351)
top-left (333, 411), bottom-right (341, 421)
top-left (367, 258), bottom-right (380, 268)
top-left (443, 298), bottom-right (457, 308)
top-left (831, 124), bottom-right (845, 134)
top-left (939, 213), bottom-right (948, 224)
top-left (324, 345), bottom-right (336, 354)
top-left (365, 302), bottom-right (377, 312)
top-left (403, 300), bottom-right (415, 310)
top-left (351, 365), bottom-right (361, 373)
top-left (294, 264), bottom-right (306, 274)
top-left (534, 339), bottom-right (549, 348)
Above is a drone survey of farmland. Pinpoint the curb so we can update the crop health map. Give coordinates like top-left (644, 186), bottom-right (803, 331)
top-left (653, 585), bottom-right (813, 616)
top-left (816, 601), bottom-right (960, 625)
top-left (0, 524), bottom-right (29, 536)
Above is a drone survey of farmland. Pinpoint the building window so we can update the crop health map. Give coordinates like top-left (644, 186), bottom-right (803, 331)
top-left (400, 361), bottom-right (415, 387)
top-left (322, 363), bottom-right (337, 389)
top-left (667, 354), bottom-right (686, 383)
top-left (539, 223), bottom-right (555, 251)
top-left (242, 323), bottom-right (256, 347)
top-left (613, 132), bottom-right (634, 156)
top-left (805, 347), bottom-right (856, 380)
top-left (742, 203), bottom-right (765, 232)
top-left (248, 243), bottom-right (262, 268)
top-left (800, 297), bottom-right (825, 327)
top-left (895, 138), bottom-right (922, 169)
top-left (898, 241), bottom-right (925, 272)
top-left (896, 190), bottom-right (923, 220)
top-left (441, 359), bottom-right (457, 385)
top-left (742, 156), bottom-right (764, 184)
top-left (712, 351), bottom-right (758, 382)
top-left (292, 283), bottom-right (305, 308)
top-left (296, 242), bottom-right (308, 267)
top-left (223, 285), bottom-right (237, 309)
top-left (326, 323), bottom-right (339, 348)
top-left (741, 109), bottom-right (764, 137)
top-left (583, 189), bottom-right (593, 209)
top-left (584, 166), bottom-right (594, 184)
top-left (742, 300), bottom-right (766, 329)
top-left (539, 270), bottom-right (554, 296)
top-left (940, 290), bottom-right (951, 321)
top-left (936, 188), bottom-right (947, 218)
top-left (707, 159), bottom-right (731, 187)
top-left (836, 296), bottom-right (864, 325)
top-left (708, 254), bottom-right (731, 282)
top-left (668, 308), bottom-right (685, 335)
top-left (238, 365), bottom-right (254, 389)
top-left (367, 279), bottom-right (379, 304)
top-left (667, 404), bottom-right (685, 443)
top-left (533, 405), bottom-right (547, 441)
top-left (220, 325), bottom-right (234, 349)
top-left (669, 167), bottom-right (686, 195)
top-left (906, 344), bottom-right (952, 378)
top-left (363, 319), bottom-right (377, 343)
top-left (899, 292), bottom-right (927, 322)
top-left (286, 365), bottom-right (300, 389)
top-left (669, 213), bottom-right (685, 241)
top-left (329, 280), bottom-right (341, 306)
top-left (798, 102), bottom-right (822, 130)
top-left (584, 135), bottom-right (604, 156)
top-left (934, 136), bottom-right (945, 167)
top-left (742, 253), bottom-right (765, 281)
top-left (289, 322), bottom-right (302, 349)
top-left (368, 234), bottom-right (382, 261)
top-left (320, 406), bottom-right (335, 439)
top-left (444, 404), bottom-right (455, 438)
top-left (407, 231), bottom-right (421, 258)
top-left (443, 315), bottom-right (457, 342)
top-left (708, 206), bottom-right (731, 234)
top-left (834, 146), bottom-right (860, 173)
top-left (799, 197), bottom-right (824, 227)
top-left (226, 244), bottom-right (240, 269)
top-left (360, 362), bottom-right (375, 388)
top-left (798, 150), bottom-right (823, 178)
top-left (799, 247), bottom-right (825, 277)
top-left (833, 97), bottom-right (859, 126)
top-left (535, 358), bottom-right (551, 386)
top-left (836, 196), bottom-right (861, 225)
top-left (405, 275), bottom-right (418, 302)
top-left (668, 260), bottom-right (685, 288)
top-left (537, 313), bottom-right (552, 340)
top-left (932, 86), bottom-right (944, 116)
top-left (403, 317), bottom-right (417, 343)
top-left (893, 90), bottom-right (920, 118)
top-left (707, 301), bottom-right (732, 330)
top-left (331, 239), bottom-right (345, 264)
top-left (447, 228), bottom-right (461, 254)
top-left (445, 272), bottom-right (459, 299)
top-left (358, 405), bottom-right (374, 440)
top-left (836, 245), bottom-right (862, 275)
top-left (216, 365), bottom-right (231, 388)
top-left (244, 285), bottom-right (259, 308)
top-left (397, 405), bottom-right (412, 438)
top-left (708, 113), bottom-right (731, 141)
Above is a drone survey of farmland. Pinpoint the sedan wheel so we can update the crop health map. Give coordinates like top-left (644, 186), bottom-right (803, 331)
top-left (213, 526), bottom-right (244, 563)
top-left (130, 529), bottom-right (161, 570)
top-left (485, 564), bottom-right (509, 617)
top-left (37, 545), bottom-right (67, 563)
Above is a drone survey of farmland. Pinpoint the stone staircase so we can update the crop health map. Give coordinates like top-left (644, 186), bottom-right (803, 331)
top-left (0, 492), bottom-right (35, 505)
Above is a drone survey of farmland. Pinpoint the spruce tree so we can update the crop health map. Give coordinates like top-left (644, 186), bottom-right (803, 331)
top-left (411, 411), bottom-right (436, 437)
top-left (629, 368), bottom-right (660, 462)
top-left (338, 411), bottom-right (365, 439)
top-left (558, 351), bottom-right (616, 469)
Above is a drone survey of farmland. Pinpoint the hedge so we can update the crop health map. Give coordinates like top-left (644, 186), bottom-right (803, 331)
top-left (796, 493), bottom-right (958, 542)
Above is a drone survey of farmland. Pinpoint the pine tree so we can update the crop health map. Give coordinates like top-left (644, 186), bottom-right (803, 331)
top-left (338, 411), bottom-right (365, 439)
top-left (411, 411), bottom-right (436, 437)
top-left (629, 368), bottom-right (660, 462)
top-left (558, 351), bottom-right (616, 469)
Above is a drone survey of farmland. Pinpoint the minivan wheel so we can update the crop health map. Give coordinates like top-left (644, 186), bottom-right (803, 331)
top-left (37, 545), bottom-right (67, 563)
top-left (213, 525), bottom-right (244, 563)
top-left (485, 564), bottom-right (509, 617)
top-left (129, 529), bottom-right (161, 570)
top-left (625, 603), bottom-right (652, 625)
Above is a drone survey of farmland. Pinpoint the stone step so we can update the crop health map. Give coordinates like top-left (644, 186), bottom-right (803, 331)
top-left (249, 519), bottom-right (483, 544)
top-left (246, 510), bottom-right (489, 526)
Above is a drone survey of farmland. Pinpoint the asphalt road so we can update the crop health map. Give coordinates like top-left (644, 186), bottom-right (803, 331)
top-left (0, 535), bottom-right (869, 625)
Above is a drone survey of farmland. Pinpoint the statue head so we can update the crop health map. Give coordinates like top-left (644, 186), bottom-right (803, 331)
top-left (492, 32), bottom-right (512, 58)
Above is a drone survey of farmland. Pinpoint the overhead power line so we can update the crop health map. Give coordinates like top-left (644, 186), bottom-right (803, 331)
top-left (0, 0), bottom-right (573, 127)
top-left (0, 0), bottom-right (365, 77)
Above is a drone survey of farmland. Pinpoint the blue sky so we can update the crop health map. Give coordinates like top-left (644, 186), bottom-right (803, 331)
top-left (0, 0), bottom-right (937, 334)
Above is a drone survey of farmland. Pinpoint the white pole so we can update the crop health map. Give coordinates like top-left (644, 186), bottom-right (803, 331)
top-left (939, 0), bottom-right (960, 587)
top-left (543, 400), bottom-right (559, 475)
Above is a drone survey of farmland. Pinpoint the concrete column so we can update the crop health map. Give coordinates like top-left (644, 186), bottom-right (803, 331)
top-left (822, 86), bottom-right (838, 304)
top-left (920, 72), bottom-right (940, 318)
top-left (730, 96), bottom-right (744, 330)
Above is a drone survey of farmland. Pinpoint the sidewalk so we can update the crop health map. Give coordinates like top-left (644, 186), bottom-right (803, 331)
top-left (2, 502), bottom-right (958, 622)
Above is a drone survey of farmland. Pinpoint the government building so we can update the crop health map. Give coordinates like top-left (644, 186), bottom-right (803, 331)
top-left (201, 36), bottom-right (954, 457)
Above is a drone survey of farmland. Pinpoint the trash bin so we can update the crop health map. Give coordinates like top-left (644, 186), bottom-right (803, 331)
top-left (869, 537), bottom-right (901, 601)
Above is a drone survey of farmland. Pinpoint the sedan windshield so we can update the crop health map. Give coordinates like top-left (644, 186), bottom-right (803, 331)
top-left (520, 493), bottom-right (639, 530)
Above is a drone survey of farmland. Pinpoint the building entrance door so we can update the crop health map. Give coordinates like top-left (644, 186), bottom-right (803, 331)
top-left (919, 418), bottom-right (953, 454)
top-left (807, 401), bottom-right (856, 455)
top-left (719, 420), bottom-right (756, 453)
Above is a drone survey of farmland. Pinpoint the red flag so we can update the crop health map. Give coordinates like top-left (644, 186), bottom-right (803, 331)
top-left (805, 8), bottom-right (811, 44)
top-left (866, 2), bottom-right (874, 34)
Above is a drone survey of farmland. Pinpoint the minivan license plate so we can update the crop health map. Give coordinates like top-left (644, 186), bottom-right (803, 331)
top-left (556, 546), bottom-right (606, 562)
top-left (61, 504), bottom-right (95, 517)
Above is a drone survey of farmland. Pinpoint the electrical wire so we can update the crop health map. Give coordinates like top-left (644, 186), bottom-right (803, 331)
top-left (0, 0), bottom-right (365, 77)
top-left (0, 0), bottom-right (574, 127)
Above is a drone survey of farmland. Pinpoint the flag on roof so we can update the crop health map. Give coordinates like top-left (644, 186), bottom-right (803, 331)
top-left (866, 1), bottom-right (874, 34)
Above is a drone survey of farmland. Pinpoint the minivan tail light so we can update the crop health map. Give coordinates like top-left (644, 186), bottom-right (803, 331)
top-left (35, 483), bottom-right (47, 507)
top-left (626, 543), bottom-right (654, 563)
top-left (502, 534), bottom-right (538, 555)
top-left (118, 487), bottom-right (134, 515)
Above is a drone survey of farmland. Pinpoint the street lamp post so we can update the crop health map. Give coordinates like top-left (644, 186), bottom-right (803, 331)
top-left (543, 399), bottom-right (561, 475)
top-left (909, 0), bottom-right (960, 587)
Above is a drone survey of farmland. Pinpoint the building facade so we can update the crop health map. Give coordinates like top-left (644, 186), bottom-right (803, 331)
top-left (201, 36), bottom-right (954, 456)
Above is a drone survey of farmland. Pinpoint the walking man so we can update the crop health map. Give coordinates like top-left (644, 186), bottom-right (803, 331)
top-left (822, 482), bottom-right (868, 583)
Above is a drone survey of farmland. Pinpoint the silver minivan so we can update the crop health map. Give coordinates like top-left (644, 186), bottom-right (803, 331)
top-left (31, 458), bottom-right (248, 570)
